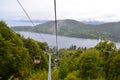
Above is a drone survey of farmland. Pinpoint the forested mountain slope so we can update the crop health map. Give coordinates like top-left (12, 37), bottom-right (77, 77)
top-left (0, 21), bottom-right (48, 79)
top-left (11, 19), bottom-right (120, 42)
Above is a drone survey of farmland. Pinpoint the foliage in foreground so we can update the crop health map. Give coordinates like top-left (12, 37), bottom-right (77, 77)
top-left (1, 21), bottom-right (120, 80)
top-left (0, 21), bottom-right (48, 80)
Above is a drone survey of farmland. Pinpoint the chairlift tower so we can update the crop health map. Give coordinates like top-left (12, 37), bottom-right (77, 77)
top-left (44, 47), bottom-right (56, 80)
top-left (48, 53), bottom-right (52, 80)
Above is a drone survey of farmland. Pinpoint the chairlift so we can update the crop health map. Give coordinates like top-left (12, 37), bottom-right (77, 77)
top-left (55, 58), bottom-right (59, 66)
top-left (34, 56), bottom-right (41, 64)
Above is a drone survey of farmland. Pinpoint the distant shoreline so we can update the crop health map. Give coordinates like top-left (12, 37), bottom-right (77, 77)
top-left (17, 31), bottom-right (120, 49)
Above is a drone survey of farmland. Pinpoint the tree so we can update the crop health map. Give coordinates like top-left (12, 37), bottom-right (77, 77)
top-left (78, 49), bottom-right (102, 80)
top-left (109, 52), bottom-right (120, 80)
top-left (0, 21), bottom-right (31, 79)
top-left (58, 57), bottom-right (69, 79)
top-left (95, 40), bottom-right (117, 79)
top-left (95, 40), bottom-right (116, 53)
top-left (64, 72), bottom-right (80, 80)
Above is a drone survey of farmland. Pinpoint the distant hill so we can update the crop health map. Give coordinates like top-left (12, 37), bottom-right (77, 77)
top-left (82, 21), bottom-right (105, 25)
top-left (11, 19), bottom-right (120, 42)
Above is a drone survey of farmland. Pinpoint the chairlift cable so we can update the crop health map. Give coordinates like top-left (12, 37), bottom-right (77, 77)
top-left (17, 0), bottom-right (35, 26)
top-left (17, 0), bottom-right (59, 55)
top-left (16, 0), bottom-right (46, 42)
top-left (54, 0), bottom-right (59, 58)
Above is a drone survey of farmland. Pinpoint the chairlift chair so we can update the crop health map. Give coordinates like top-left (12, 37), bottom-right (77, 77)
top-left (34, 56), bottom-right (41, 64)
top-left (55, 58), bottom-right (59, 66)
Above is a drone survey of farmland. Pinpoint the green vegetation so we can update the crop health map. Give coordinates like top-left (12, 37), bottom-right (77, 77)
top-left (1, 21), bottom-right (120, 80)
top-left (11, 19), bottom-right (120, 42)
top-left (0, 21), bottom-right (48, 80)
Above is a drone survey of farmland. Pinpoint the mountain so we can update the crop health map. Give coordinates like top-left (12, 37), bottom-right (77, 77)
top-left (82, 21), bottom-right (105, 25)
top-left (11, 19), bottom-right (120, 42)
top-left (18, 19), bottom-right (48, 23)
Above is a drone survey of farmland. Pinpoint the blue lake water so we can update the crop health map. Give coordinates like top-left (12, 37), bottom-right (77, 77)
top-left (17, 31), bottom-right (120, 49)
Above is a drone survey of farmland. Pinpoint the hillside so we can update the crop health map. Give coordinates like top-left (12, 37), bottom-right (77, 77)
top-left (0, 21), bottom-right (48, 79)
top-left (11, 19), bottom-right (120, 42)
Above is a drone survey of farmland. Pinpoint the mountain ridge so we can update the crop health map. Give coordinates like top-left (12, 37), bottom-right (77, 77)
top-left (11, 19), bottom-right (120, 42)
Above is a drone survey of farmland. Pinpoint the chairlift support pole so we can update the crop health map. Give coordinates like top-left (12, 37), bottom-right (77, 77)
top-left (48, 53), bottom-right (52, 80)
top-left (45, 47), bottom-right (55, 80)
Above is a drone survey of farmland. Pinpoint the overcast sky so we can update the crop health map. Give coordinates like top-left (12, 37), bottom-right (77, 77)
top-left (1, 0), bottom-right (120, 22)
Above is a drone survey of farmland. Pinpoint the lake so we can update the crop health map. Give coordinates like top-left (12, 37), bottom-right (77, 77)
top-left (17, 31), bottom-right (120, 49)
